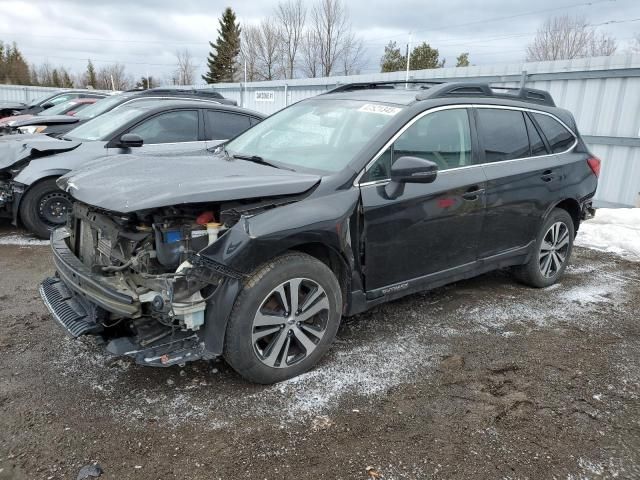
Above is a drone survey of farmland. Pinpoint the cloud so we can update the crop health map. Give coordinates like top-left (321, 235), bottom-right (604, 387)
top-left (0, 0), bottom-right (637, 81)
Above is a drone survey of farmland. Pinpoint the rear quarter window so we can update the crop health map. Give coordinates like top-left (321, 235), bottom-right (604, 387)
top-left (532, 113), bottom-right (575, 153)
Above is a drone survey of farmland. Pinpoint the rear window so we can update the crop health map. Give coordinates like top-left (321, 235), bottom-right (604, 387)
top-left (477, 109), bottom-right (529, 162)
top-left (525, 114), bottom-right (548, 156)
top-left (204, 110), bottom-right (251, 140)
top-left (532, 113), bottom-right (575, 153)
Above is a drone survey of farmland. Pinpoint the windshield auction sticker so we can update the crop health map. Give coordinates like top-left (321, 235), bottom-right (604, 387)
top-left (358, 104), bottom-right (401, 116)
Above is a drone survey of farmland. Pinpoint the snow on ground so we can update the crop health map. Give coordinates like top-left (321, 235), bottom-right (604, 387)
top-left (575, 208), bottom-right (640, 261)
top-left (0, 233), bottom-right (49, 246)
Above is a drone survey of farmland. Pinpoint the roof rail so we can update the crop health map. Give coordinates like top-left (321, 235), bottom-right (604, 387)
top-left (415, 82), bottom-right (555, 107)
top-left (324, 80), bottom-right (444, 94)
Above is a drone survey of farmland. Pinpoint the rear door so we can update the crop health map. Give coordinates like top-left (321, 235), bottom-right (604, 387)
top-left (203, 110), bottom-right (254, 148)
top-left (360, 107), bottom-right (487, 293)
top-left (475, 107), bottom-right (573, 259)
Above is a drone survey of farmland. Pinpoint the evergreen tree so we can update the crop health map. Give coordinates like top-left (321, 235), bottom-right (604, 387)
top-left (52, 68), bottom-right (63, 87)
top-left (456, 52), bottom-right (470, 67)
top-left (202, 7), bottom-right (241, 83)
top-left (135, 76), bottom-right (156, 89)
top-left (380, 41), bottom-right (406, 73)
top-left (85, 59), bottom-right (97, 87)
top-left (62, 69), bottom-right (74, 87)
top-left (409, 42), bottom-right (444, 70)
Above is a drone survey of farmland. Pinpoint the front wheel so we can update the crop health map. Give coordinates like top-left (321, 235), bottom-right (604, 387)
top-left (19, 178), bottom-right (73, 239)
top-left (514, 208), bottom-right (575, 288)
top-left (224, 252), bottom-right (342, 384)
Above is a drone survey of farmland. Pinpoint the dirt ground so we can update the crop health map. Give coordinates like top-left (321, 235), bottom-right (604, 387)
top-left (0, 222), bottom-right (639, 480)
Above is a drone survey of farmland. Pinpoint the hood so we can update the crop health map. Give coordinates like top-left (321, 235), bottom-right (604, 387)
top-left (59, 153), bottom-right (322, 213)
top-left (12, 115), bottom-right (81, 127)
top-left (0, 101), bottom-right (26, 110)
top-left (0, 135), bottom-right (82, 170)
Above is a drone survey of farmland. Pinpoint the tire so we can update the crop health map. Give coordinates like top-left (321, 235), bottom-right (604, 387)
top-left (514, 208), bottom-right (575, 288)
top-left (224, 252), bottom-right (342, 384)
top-left (19, 178), bottom-right (72, 239)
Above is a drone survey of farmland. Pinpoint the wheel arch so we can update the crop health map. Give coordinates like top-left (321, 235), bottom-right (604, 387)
top-left (548, 198), bottom-right (581, 232)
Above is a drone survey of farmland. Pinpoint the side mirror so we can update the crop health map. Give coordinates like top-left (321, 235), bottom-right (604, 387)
top-left (41, 102), bottom-right (55, 110)
top-left (119, 133), bottom-right (144, 148)
top-left (390, 156), bottom-right (438, 184)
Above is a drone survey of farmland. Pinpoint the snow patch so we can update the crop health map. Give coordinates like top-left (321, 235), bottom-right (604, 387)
top-left (575, 208), bottom-right (640, 261)
top-left (0, 233), bottom-right (49, 246)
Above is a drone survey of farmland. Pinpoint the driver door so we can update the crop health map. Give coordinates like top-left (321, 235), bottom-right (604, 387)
top-left (359, 107), bottom-right (487, 293)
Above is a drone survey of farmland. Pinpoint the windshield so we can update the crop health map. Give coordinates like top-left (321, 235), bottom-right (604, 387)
top-left (76, 94), bottom-right (128, 120)
top-left (66, 104), bottom-right (148, 141)
top-left (226, 99), bottom-right (402, 172)
top-left (38, 100), bottom-right (77, 116)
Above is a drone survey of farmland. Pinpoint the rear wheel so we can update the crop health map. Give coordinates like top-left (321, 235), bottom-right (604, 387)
top-left (514, 208), bottom-right (575, 288)
top-left (224, 252), bottom-right (342, 384)
top-left (19, 178), bottom-right (72, 239)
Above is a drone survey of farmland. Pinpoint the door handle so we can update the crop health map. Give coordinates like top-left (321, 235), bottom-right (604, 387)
top-left (541, 170), bottom-right (555, 182)
top-left (462, 187), bottom-right (485, 201)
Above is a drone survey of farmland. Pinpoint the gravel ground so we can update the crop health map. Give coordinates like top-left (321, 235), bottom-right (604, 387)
top-left (0, 222), bottom-right (639, 480)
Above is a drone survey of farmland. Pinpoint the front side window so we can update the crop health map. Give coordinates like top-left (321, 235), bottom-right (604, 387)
top-left (362, 108), bottom-right (472, 182)
top-left (128, 110), bottom-right (199, 144)
top-left (205, 110), bottom-right (251, 140)
top-left (532, 113), bottom-right (575, 153)
top-left (225, 99), bottom-right (402, 172)
top-left (477, 109), bottom-right (530, 163)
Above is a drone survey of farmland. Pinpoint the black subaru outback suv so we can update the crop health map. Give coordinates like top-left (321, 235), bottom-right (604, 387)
top-left (40, 81), bottom-right (599, 384)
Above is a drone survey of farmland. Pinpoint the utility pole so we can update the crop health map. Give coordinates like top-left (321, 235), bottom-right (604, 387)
top-left (405, 32), bottom-right (412, 88)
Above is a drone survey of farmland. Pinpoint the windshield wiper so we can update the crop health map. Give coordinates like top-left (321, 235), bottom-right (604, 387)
top-left (231, 153), bottom-right (293, 171)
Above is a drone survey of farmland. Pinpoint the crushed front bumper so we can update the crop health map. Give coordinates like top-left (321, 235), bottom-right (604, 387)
top-left (40, 228), bottom-right (212, 366)
top-left (48, 228), bottom-right (140, 317)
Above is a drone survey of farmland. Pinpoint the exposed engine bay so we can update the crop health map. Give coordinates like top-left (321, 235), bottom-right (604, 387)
top-left (50, 196), bottom-right (294, 366)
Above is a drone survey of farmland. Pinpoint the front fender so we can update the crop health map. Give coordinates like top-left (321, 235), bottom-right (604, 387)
top-left (199, 189), bottom-right (361, 275)
top-left (196, 188), bottom-right (361, 356)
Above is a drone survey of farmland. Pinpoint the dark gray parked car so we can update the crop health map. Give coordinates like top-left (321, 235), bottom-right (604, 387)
top-left (0, 98), bottom-right (263, 237)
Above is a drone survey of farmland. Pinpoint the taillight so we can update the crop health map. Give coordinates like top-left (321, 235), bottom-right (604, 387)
top-left (587, 157), bottom-right (601, 177)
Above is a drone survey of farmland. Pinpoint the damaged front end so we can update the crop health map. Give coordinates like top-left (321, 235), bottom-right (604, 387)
top-left (40, 201), bottom-right (252, 367)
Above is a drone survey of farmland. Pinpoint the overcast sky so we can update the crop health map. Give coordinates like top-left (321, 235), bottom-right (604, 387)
top-left (1, 0), bottom-right (638, 84)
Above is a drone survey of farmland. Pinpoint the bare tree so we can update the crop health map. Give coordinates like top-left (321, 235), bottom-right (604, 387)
top-left (526, 15), bottom-right (617, 61)
top-left (275, 0), bottom-right (306, 78)
top-left (96, 63), bottom-right (131, 90)
top-left (256, 19), bottom-right (284, 80)
top-left (240, 21), bottom-right (284, 81)
top-left (632, 33), bottom-right (640, 53)
top-left (308, 0), bottom-right (350, 77)
top-left (339, 33), bottom-right (364, 75)
top-left (240, 25), bottom-right (261, 81)
top-left (174, 49), bottom-right (197, 85)
top-left (300, 29), bottom-right (321, 77)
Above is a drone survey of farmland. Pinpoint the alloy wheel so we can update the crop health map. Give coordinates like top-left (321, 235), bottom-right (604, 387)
top-left (252, 277), bottom-right (330, 368)
top-left (539, 221), bottom-right (570, 278)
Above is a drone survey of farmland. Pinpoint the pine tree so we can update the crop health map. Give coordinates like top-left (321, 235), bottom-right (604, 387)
top-left (51, 68), bottom-right (61, 87)
top-left (85, 59), bottom-right (97, 88)
top-left (380, 41), bottom-right (406, 73)
top-left (456, 52), bottom-right (470, 67)
top-left (5, 42), bottom-right (31, 84)
top-left (62, 69), bottom-right (74, 87)
top-left (202, 7), bottom-right (241, 83)
top-left (409, 42), bottom-right (444, 70)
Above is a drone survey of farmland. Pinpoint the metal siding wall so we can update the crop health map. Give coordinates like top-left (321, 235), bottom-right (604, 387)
top-left (2, 54), bottom-right (639, 205)
top-left (0, 85), bottom-right (62, 103)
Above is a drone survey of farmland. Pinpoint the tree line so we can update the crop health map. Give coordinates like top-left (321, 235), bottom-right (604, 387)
top-left (0, 8), bottom-right (634, 89)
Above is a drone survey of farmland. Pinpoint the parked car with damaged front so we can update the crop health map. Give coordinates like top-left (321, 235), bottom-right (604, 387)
top-left (40, 81), bottom-right (599, 384)
top-left (0, 99), bottom-right (263, 238)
